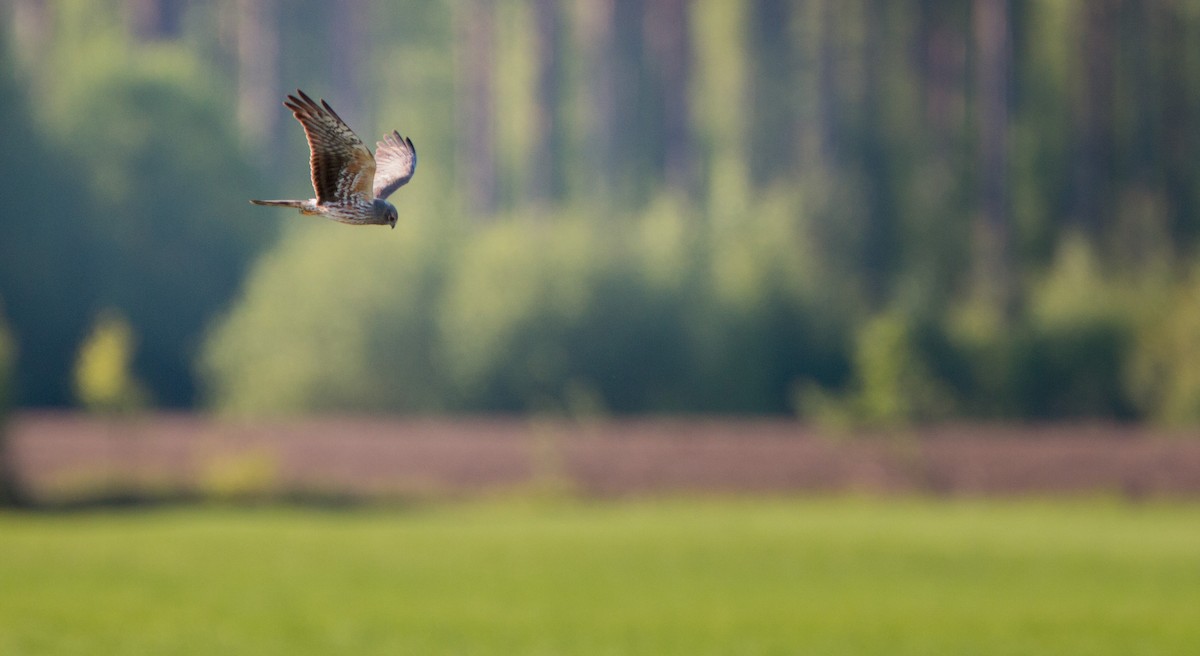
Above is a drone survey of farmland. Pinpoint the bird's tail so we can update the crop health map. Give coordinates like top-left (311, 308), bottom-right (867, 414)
top-left (250, 199), bottom-right (305, 208)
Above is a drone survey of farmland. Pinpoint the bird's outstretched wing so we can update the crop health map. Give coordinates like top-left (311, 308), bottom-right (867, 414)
top-left (284, 90), bottom-right (375, 204)
top-left (373, 131), bottom-right (417, 200)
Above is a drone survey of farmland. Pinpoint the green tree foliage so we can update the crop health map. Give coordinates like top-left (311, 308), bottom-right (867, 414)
top-left (437, 211), bottom-right (695, 413)
top-left (10, 0), bottom-right (1200, 423)
top-left (60, 74), bottom-right (277, 406)
top-left (0, 28), bottom-right (94, 407)
top-left (202, 218), bottom-right (452, 415)
top-left (1, 1), bottom-right (277, 407)
top-left (203, 194), bottom-right (851, 416)
top-left (200, 0), bottom-right (1200, 423)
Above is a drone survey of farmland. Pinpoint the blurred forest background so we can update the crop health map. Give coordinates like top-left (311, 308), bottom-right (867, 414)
top-left (3, 0), bottom-right (1200, 425)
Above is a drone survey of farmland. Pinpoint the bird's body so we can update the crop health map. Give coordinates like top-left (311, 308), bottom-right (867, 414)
top-left (251, 90), bottom-right (416, 228)
top-left (249, 197), bottom-right (385, 225)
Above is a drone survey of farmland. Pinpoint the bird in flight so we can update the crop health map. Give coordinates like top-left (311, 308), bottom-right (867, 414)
top-left (251, 90), bottom-right (416, 229)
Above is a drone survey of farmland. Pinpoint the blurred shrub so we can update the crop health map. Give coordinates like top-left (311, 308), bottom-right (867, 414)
top-left (74, 310), bottom-right (151, 413)
top-left (1128, 265), bottom-right (1200, 424)
top-left (207, 190), bottom-right (1200, 424)
top-left (807, 238), bottom-right (1151, 426)
top-left (202, 216), bottom-right (451, 415)
top-left (203, 192), bottom-right (850, 416)
top-left (800, 308), bottom-right (958, 427)
top-left (438, 212), bottom-right (693, 414)
top-left (1017, 238), bottom-right (1138, 419)
top-left (940, 239), bottom-right (1138, 420)
top-left (694, 189), bottom-right (852, 413)
top-left (206, 196), bottom-right (1200, 425)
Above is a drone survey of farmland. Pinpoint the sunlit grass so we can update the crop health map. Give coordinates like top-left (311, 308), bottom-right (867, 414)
top-left (1, 498), bottom-right (1198, 655)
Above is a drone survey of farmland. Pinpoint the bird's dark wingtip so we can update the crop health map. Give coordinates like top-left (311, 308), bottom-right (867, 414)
top-left (288, 89), bottom-right (319, 114)
top-left (283, 90), bottom-right (305, 111)
top-left (316, 97), bottom-right (347, 123)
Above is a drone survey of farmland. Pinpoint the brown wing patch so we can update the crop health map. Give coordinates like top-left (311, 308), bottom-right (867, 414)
top-left (284, 90), bottom-right (376, 204)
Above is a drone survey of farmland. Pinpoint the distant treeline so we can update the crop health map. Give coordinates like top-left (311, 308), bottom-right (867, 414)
top-left (3, 1), bottom-right (1200, 423)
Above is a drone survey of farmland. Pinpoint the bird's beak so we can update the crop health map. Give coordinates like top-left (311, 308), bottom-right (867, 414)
top-left (390, 222), bottom-right (396, 230)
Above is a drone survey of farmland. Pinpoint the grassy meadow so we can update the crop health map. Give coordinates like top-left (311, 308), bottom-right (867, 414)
top-left (1, 498), bottom-right (1198, 655)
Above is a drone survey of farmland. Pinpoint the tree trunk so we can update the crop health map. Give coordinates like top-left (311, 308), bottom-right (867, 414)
top-left (0, 421), bottom-right (29, 507)
top-left (860, 0), bottom-right (896, 307)
top-left (529, 0), bottom-right (565, 207)
top-left (815, 0), bottom-right (841, 167)
top-left (973, 0), bottom-right (1015, 315)
top-left (6, 0), bottom-right (50, 68)
top-left (576, 0), bottom-right (618, 205)
top-left (457, 1), bottom-right (498, 217)
top-left (126, 0), bottom-right (188, 40)
top-left (917, 0), bottom-right (968, 153)
top-left (748, 0), bottom-right (799, 187)
top-left (328, 0), bottom-right (370, 132)
top-left (1159, 0), bottom-right (1198, 245)
top-left (1074, 0), bottom-right (1117, 237)
top-left (0, 314), bottom-right (26, 508)
top-left (612, 0), bottom-right (649, 205)
top-left (645, 0), bottom-right (694, 196)
top-left (235, 0), bottom-right (280, 156)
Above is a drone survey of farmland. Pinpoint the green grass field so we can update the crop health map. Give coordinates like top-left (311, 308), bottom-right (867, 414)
top-left (1, 498), bottom-right (1198, 655)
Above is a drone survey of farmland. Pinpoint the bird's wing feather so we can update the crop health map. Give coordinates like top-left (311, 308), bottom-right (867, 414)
top-left (284, 90), bottom-right (375, 204)
top-left (372, 131), bottom-right (417, 200)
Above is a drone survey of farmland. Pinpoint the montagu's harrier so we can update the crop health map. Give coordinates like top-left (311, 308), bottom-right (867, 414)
top-left (251, 90), bottom-right (416, 229)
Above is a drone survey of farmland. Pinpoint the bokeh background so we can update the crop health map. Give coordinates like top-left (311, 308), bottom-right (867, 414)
top-left (4, 0), bottom-right (1200, 423)
top-left (3, 2), bottom-right (1200, 654)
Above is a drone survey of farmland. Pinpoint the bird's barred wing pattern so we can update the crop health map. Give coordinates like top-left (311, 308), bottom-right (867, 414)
top-left (284, 90), bottom-right (376, 204)
top-left (373, 131), bottom-right (417, 200)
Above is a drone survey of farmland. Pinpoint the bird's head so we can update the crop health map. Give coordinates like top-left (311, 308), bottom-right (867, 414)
top-left (374, 199), bottom-right (398, 229)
